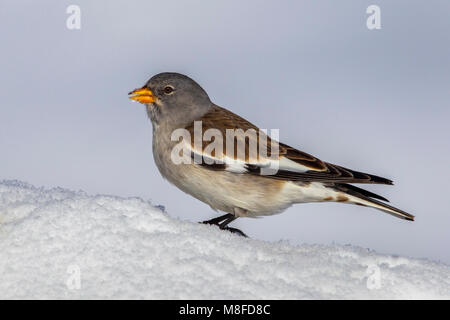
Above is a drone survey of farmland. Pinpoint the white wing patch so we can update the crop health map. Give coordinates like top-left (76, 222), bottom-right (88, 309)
top-left (185, 141), bottom-right (313, 175)
top-left (278, 157), bottom-right (310, 173)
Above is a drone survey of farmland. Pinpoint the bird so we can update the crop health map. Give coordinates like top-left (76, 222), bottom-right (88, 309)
top-left (129, 72), bottom-right (414, 237)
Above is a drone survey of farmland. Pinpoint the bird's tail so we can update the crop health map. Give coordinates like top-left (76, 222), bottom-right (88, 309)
top-left (333, 184), bottom-right (414, 221)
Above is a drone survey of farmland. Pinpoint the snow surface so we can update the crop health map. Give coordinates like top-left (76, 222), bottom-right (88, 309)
top-left (0, 180), bottom-right (448, 299)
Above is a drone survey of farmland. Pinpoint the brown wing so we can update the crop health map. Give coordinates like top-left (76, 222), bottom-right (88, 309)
top-left (185, 105), bottom-right (265, 162)
top-left (185, 105), bottom-right (393, 185)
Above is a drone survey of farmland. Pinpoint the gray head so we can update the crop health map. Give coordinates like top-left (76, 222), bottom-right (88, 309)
top-left (129, 72), bottom-right (212, 126)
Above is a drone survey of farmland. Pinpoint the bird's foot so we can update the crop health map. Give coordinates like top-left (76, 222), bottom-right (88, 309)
top-left (200, 213), bottom-right (248, 237)
top-left (220, 226), bottom-right (248, 237)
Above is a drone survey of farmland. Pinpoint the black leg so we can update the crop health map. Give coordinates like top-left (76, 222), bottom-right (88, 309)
top-left (201, 213), bottom-right (234, 226)
top-left (218, 214), bottom-right (237, 228)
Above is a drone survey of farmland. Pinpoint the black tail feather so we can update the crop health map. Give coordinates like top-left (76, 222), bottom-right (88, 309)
top-left (334, 183), bottom-right (389, 202)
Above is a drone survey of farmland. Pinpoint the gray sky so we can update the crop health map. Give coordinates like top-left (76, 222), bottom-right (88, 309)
top-left (1, 0), bottom-right (449, 263)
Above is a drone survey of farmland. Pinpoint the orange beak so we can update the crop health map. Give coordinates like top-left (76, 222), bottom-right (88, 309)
top-left (128, 87), bottom-right (155, 104)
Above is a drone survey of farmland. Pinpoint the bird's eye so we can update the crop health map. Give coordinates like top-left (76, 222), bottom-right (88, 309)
top-left (163, 86), bottom-right (174, 95)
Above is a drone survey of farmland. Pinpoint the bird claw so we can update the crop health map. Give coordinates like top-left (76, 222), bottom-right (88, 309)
top-left (220, 226), bottom-right (248, 238)
top-left (200, 213), bottom-right (248, 237)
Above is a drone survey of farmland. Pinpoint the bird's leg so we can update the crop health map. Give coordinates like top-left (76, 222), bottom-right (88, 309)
top-left (201, 213), bottom-right (234, 226)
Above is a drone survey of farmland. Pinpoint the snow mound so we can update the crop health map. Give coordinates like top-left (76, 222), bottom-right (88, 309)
top-left (0, 180), bottom-right (448, 299)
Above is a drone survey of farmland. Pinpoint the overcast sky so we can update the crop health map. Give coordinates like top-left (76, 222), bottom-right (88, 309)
top-left (1, 0), bottom-right (449, 264)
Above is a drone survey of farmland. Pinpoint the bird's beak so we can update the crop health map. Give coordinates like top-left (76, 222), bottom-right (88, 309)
top-left (128, 87), bottom-right (155, 104)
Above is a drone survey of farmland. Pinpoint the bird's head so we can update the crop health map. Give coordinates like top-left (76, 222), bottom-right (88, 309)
top-left (129, 72), bottom-right (211, 125)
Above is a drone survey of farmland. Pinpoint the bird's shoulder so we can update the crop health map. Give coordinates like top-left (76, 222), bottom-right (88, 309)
top-left (185, 104), bottom-right (259, 133)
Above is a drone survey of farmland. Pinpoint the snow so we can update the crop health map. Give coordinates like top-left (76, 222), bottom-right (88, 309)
top-left (0, 180), bottom-right (448, 299)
